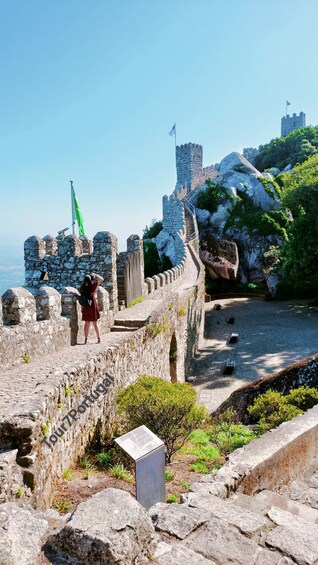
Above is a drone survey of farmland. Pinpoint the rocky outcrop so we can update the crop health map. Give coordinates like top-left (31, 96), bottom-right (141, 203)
top-left (193, 152), bottom-right (287, 292)
top-left (200, 235), bottom-right (239, 281)
top-left (0, 502), bottom-right (65, 565)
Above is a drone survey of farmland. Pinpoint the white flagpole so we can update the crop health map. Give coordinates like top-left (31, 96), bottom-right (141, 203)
top-left (70, 180), bottom-right (75, 236)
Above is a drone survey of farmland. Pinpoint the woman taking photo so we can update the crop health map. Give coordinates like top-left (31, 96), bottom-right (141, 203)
top-left (79, 272), bottom-right (104, 344)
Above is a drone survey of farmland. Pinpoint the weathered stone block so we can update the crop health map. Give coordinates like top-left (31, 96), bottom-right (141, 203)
top-left (188, 492), bottom-right (267, 537)
top-left (186, 518), bottom-right (260, 564)
top-left (154, 503), bottom-right (210, 539)
top-left (48, 488), bottom-right (155, 564)
top-left (0, 502), bottom-right (49, 565)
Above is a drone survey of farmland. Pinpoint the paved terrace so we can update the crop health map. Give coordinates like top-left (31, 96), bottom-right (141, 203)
top-left (0, 246), bottom-right (199, 420)
top-left (192, 297), bottom-right (318, 413)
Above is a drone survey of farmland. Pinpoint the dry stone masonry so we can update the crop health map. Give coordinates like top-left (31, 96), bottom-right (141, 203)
top-left (2, 402), bottom-right (318, 564)
top-left (0, 184), bottom-right (205, 511)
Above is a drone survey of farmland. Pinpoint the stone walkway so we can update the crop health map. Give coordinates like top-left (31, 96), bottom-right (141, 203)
top-left (152, 467), bottom-right (318, 564)
top-left (0, 246), bottom-right (199, 420)
top-left (192, 297), bottom-right (318, 413)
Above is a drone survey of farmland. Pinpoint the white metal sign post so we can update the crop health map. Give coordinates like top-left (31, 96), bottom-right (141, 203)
top-left (115, 425), bottom-right (165, 510)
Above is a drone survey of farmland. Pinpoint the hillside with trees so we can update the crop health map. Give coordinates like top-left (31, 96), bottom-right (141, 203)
top-left (255, 126), bottom-right (318, 171)
top-left (278, 154), bottom-right (318, 297)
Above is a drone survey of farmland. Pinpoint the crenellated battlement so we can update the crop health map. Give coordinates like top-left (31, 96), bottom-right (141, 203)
top-left (175, 142), bottom-right (217, 195)
top-left (281, 111), bottom-right (306, 137)
top-left (25, 231), bottom-right (118, 311)
top-left (0, 285), bottom-right (112, 370)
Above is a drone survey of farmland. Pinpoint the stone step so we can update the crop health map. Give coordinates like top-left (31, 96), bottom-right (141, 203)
top-left (265, 506), bottom-right (318, 564)
top-left (110, 325), bottom-right (140, 332)
top-left (114, 318), bottom-right (145, 328)
top-left (280, 479), bottom-right (318, 510)
top-left (254, 489), bottom-right (318, 524)
top-left (187, 492), bottom-right (267, 538)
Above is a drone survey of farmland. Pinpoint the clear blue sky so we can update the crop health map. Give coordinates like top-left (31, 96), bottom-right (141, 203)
top-left (1, 0), bottom-right (317, 251)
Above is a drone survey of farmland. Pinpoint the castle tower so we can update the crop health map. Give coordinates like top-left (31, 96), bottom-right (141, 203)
top-left (281, 112), bottom-right (306, 137)
top-left (176, 143), bottom-right (203, 191)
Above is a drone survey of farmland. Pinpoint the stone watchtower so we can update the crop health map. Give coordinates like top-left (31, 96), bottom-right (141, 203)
top-left (176, 143), bottom-right (203, 191)
top-left (281, 112), bottom-right (306, 137)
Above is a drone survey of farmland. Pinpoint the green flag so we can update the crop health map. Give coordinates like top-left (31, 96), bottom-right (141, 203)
top-left (71, 185), bottom-right (85, 237)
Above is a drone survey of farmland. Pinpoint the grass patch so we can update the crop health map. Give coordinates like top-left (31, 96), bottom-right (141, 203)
top-left (16, 487), bottom-right (24, 498)
top-left (186, 429), bottom-right (211, 446)
top-left (128, 296), bottom-right (144, 308)
top-left (110, 464), bottom-right (133, 483)
top-left (52, 498), bottom-right (73, 513)
top-left (180, 480), bottom-right (191, 490)
top-left (182, 445), bottom-right (221, 463)
top-left (165, 469), bottom-right (175, 482)
top-left (189, 460), bottom-right (210, 473)
top-left (95, 451), bottom-right (114, 467)
top-left (63, 469), bottom-right (74, 481)
top-left (167, 494), bottom-right (179, 503)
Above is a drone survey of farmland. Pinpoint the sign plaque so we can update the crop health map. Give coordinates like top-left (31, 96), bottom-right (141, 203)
top-left (115, 425), bottom-right (165, 510)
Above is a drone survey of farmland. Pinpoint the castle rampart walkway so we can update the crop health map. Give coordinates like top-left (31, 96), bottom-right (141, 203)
top-left (0, 246), bottom-right (199, 420)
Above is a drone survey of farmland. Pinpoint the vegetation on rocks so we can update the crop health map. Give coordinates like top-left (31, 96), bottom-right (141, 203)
top-left (277, 155), bottom-right (318, 297)
top-left (197, 180), bottom-right (230, 213)
top-left (247, 386), bottom-right (318, 433)
top-left (224, 190), bottom-right (289, 239)
top-left (255, 126), bottom-right (318, 171)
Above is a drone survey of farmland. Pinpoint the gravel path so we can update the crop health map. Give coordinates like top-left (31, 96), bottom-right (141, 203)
top-left (192, 297), bottom-right (318, 413)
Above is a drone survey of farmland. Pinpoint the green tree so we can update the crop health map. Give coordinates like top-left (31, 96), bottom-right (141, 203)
top-left (197, 180), bottom-right (226, 214)
top-left (143, 219), bottom-right (163, 240)
top-left (255, 126), bottom-right (318, 171)
top-left (279, 155), bottom-right (318, 297)
top-left (116, 376), bottom-right (207, 462)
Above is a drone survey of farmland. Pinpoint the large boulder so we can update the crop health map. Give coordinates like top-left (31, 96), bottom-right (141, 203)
top-left (200, 236), bottom-right (239, 281)
top-left (47, 488), bottom-right (155, 564)
top-left (217, 152), bottom-right (261, 178)
top-left (0, 502), bottom-right (50, 565)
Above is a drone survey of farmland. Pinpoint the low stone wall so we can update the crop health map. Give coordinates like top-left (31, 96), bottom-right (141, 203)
top-left (144, 258), bottom-right (187, 300)
top-left (0, 285), bottom-right (112, 369)
top-left (214, 354), bottom-right (318, 423)
top-left (194, 404), bottom-right (318, 500)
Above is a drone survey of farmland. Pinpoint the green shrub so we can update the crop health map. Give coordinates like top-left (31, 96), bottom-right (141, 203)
top-left (247, 389), bottom-right (303, 432)
top-left (197, 180), bottom-right (227, 214)
top-left (285, 386), bottom-right (318, 411)
top-left (116, 376), bottom-right (207, 463)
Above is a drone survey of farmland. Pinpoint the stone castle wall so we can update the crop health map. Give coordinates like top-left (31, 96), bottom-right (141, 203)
top-left (24, 231), bottom-right (119, 311)
top-left (0, 285), bottom-right (113, 370)
top-left (281, 111), bottom-right (306, 136)
top-left (0, 242), bottom-right (205, 509)
top-left (0, 191), bottom-right (205, 508)
top-left (175, 143), bottom-right (217, 195)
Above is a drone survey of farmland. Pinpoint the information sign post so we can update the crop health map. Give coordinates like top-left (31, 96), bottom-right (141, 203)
top-left (115, 425), bottom-right (165, 510)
